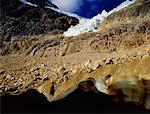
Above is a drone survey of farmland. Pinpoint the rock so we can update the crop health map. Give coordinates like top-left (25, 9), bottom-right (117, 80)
top-left (6, 75), bottom-right (12, 80)
top-left (0, 85), bottom-right (4, 92)
top-left (57, 67), bottom-right (66, 72)
top-left (11, 77), bottom-right (15, 80)
top-left (14, 82), bottom-right (18, 86)
top-left (0, 69), bottom-right (5, 75)
top-left (0, 90), bottom-right (3, 93)
top-left (32, 71), bottom-right (40, 77)
top-left (105, 58), bottom-right (114, 65)
top-left (59, 44), bottom-right (68, 56)
top-left (4, 88), bottom-right (8, 92)
top-left (12, 90), bottom-right (19, 94)
top-left (84, 60), bottom-right (91, 67)
top-left (18, 78), bottom-right (23, 82)
top-left (30, 67), bottom-right (39, 72)
top-left (81, 67), bottom-right (92, 74)
top-left (91, 63), bottom-right (100, 71)
top-left (72, 69), bottom-right (77, 74)
top-left (62, 71), bottom-right (69, 76)
top-left (41, 64), bottom-right (47, 67)
top-left (0, 0), bottom-right (79, 42)
top-left (0, 85), bottom-right (5, 93)
top-left (64, 76), bottom-right (69, 81)
top-left (43, 75), bottom-right (49, 81)
top-left (142, 53), bottom-right (150, 58)
top-left (50, 83), bottom-right (55, 96)
top-left (30, 48), bottom-right (37, 57)
top-left (96, 34), bottom-right (100, 37)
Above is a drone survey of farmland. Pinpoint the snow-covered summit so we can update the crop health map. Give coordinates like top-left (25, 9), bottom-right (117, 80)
top-left (64, 0), bottom-right (136, 37)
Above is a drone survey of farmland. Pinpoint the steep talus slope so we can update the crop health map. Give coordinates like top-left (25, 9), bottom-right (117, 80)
top-left (0, 0), bottom-right (79, 42)
top-left (0, 0), bottom-right (150, 110)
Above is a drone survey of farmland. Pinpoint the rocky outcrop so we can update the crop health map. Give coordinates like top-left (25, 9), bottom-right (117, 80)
top-left (0, 0), bottom-right (150, 110)
top-left (99, 0), bottom-right (150, 31)
top-left (0, 0), bottom-right (79, 42)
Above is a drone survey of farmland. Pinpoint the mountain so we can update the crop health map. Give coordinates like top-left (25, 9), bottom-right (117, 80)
top-left (64, 0), bottom-right (136, 37)
top-left (0, 0), bottom-right (79, 42)
top-left (0, 0), bottom-right (150, 112)
top-left (99, 0), bottom-right (150, 30)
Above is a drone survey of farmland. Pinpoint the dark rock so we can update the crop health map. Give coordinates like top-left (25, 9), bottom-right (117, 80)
top-left (50, 82), bottom-right (55, 96)
top-left (0, 69), bottom-right (5, 75)
top-left (0, 0), bottom-right (79, 42)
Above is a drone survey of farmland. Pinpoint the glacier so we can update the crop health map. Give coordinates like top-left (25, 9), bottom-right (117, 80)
top-left (64, 0), bottom-right (136, 37)
top-left (19, 0), bottom-right (136, 37)
top-left (64, 10), bottom-right (108, 37)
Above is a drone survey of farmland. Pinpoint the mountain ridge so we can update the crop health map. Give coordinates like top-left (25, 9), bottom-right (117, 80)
top-left (0, 0), bottom-right (79, 42)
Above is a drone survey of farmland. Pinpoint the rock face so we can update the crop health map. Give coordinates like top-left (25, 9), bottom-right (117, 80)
top-left (0, 0), bottom-right (150, 110)
top-left (0, 0), bottom-right (79, 42)
top-left (99, 0), bottom-right (150, 30)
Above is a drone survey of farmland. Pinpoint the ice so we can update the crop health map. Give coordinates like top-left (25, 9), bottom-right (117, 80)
top-left (19, 0), bottom-right (136, 37)
top-left (64, 10), bottom-right (108, 37)
top-left (64, 0), bottom-right (136, 37)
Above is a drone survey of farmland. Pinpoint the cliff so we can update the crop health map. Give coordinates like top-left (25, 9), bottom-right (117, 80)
top-left (0, 0), bottom-right (79, 42)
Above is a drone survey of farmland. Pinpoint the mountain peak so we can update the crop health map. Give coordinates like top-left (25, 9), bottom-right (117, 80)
top-left (0, 0), bottom-right (79, 41)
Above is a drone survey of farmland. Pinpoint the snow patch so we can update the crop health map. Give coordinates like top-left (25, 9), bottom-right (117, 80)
top-left (44, 6), bottom-right (83, 20)
top-left (20, 0), bottom-right (38, 7)
top-left (64, 0), bottom-right (136, 37)
top-left (20, 0), bottom-right (83, 20)
top-left (108, 0), bottom-right (136, 15)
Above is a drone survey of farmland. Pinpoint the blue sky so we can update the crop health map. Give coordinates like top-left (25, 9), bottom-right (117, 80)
top-left (51, 0), bottom-right (127, 18)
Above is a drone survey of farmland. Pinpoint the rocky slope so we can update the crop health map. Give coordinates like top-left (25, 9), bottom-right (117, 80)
top-left (0, 0), bottom-right (150, 110)
top-left (0, 0), bottom-right (79, 42)
top-left (99, 0), bottom-right (150, 30)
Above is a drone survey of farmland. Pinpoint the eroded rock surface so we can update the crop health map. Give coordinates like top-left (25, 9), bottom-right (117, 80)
top-left (0, 0), bottom-right (150, 110)
top-left (0, 0), bottom-right (79, 42)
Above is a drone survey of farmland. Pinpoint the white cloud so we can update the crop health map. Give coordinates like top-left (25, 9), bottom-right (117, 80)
top-left (51, 0), bottom-right (81, 12)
